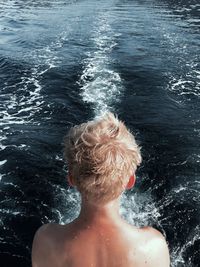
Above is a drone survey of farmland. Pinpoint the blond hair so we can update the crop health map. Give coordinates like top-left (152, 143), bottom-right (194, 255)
top-left (64, 112), bottom-right (142, 204)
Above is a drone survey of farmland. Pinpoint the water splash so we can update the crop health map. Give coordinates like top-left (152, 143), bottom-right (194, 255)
top-left (50, 183), bottom-right (161, 229)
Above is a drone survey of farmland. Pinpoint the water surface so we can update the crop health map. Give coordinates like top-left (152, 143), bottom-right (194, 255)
top-left (0, 0), bottom-right (199, 266)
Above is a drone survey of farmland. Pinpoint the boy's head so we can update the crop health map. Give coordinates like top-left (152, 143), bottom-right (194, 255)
top-left (64, 112), bottom-right (142, 204)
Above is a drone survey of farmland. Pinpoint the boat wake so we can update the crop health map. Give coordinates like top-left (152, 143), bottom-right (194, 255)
top-left (78, 12), bottom-right (123, 116)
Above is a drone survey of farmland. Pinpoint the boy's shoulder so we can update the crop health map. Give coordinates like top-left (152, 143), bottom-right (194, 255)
top-left (139, 226), bottom-right (166, 239)
top-left (33, 223), bottom-right (58, 241)
top-left (32, 223), bottom-right (64, 266)
top-left (136, 226), bottom-right (170, 267)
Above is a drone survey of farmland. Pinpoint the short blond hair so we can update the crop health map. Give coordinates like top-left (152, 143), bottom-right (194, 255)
top-left (64, 112), bottom-right (142, 204)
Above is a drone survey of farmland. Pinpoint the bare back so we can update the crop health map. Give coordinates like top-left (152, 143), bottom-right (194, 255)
top-left (32, 220), bottom-right (170, 267)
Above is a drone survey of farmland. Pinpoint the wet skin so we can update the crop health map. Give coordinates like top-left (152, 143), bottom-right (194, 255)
top-left (32, 197), bottom-right (170, 267)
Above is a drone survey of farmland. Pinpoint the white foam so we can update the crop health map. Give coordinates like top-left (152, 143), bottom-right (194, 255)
top-left (78, 13), bottom-right (123, 115)
top-left (120, 192), bottom-right (161, 227)
top-left (163, 30), bottom-right (200, 100)
top-left (0, 174), bottom-right (5, 182)
top-left (0, 136), bottom-right (7, 150)
top-left (0, 30), bottom-right (71, 166)
top-left (171, 225), bottom-right (200, 267)
top-left (0, 160), bottom-right (7, 166)
top-left (167, 64), bottom-right (200, 99)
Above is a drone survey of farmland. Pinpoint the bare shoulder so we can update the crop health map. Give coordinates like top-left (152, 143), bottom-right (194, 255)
top-left (32, 223), bottom-right (58, 246)
top-left (138, 226), bottom-right (170, 267)
top-left (31, 223), bottom-right (61, 267)
top-left (140, 226), bottom-right (166, 239)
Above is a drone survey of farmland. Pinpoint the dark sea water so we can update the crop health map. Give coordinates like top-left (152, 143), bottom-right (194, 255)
top-left (0, 0), bottom-right (199, 266)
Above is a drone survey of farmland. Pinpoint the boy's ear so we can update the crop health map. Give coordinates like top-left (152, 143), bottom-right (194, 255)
top-left (67, 174), bottom-right (75, 187)
top-left (126, 175), bottom-right (136, 189)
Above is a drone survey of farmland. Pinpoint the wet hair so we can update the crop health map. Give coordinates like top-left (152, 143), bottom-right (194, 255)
top-left (64, 112), bottom-right (142, 204)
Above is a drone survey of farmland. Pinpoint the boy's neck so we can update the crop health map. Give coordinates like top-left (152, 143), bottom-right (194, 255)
top-left (75, 197), bottom-right (122, 226)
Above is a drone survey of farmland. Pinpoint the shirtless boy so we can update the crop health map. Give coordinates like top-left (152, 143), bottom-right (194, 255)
top-left (32, 112), bottom-right (170, 267)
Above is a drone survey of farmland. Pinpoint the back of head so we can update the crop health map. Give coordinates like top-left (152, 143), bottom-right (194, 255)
top-left (64, 112), bottom-right (142, 204)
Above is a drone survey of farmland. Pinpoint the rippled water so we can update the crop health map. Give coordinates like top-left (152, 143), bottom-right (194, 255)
top-left (0, 0), bottom-right (199, 266)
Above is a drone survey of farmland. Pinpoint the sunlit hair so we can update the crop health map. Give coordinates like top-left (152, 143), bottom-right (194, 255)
top-left (64, 112), bottom-right (142, 204)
